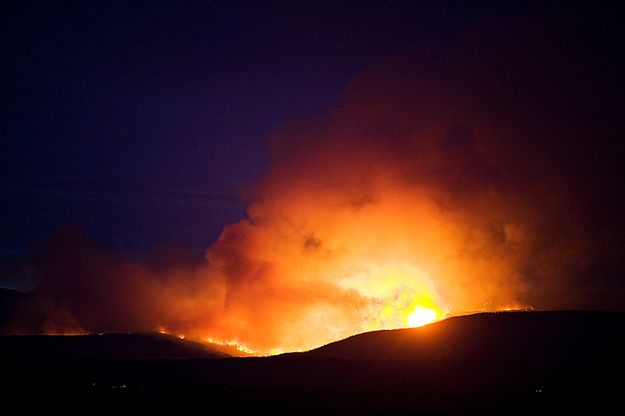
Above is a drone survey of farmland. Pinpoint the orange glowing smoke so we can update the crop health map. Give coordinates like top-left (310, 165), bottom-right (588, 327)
top-left (12, 14), bottom-right (619, 355)
top-left (196, 143), bottom-right (530, 353)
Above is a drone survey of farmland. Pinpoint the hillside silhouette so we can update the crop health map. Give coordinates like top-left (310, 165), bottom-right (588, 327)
top-left (1, 310), bottom-right (623, 414)
top-left (305, 310), bottom-right (625, 362)
top-left (0, 332), bottom-right (235, 359)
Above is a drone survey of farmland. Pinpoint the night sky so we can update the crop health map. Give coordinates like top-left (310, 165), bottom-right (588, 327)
top-left (2, 0), bottom-right (624, 334)
top-left (3, 1), bottom-right (522, 260)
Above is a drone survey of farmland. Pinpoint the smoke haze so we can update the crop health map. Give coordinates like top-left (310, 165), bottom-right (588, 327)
top-left (6, 8), bottom-right (624, 353)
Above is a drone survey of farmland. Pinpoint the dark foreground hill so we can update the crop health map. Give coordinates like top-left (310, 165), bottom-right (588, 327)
top-left (2, 311), bottom-right (624, 414)
top-left (0, 332), bottom-right (236, 359)
top-left (305, 310), bottom-right (625, 362)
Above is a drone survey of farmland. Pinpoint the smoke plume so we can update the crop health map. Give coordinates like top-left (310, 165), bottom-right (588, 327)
top-left (6, 9), bottom-right (624, 353)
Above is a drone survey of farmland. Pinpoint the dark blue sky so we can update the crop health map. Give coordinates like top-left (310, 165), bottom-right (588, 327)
top-left (3, 1), bottom-right (527, 258)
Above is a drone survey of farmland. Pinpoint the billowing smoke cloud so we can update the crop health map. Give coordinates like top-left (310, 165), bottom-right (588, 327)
top-left (6, 9), bottom-right (624, 353)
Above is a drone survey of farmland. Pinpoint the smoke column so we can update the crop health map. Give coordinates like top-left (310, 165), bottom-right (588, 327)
top-left (7, 9), bottom-right (624, 353)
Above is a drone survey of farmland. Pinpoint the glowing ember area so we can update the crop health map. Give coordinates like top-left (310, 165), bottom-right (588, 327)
top-left (205, 338), bottom-right (259, 356)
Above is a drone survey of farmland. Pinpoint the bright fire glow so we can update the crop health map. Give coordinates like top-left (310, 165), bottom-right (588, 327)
top-left (407, 305), bottom-right (439, 327)
top-left (336, 259), bottom-right (446, 332)
top-left (27, 54), bottom-right (544, 356)
top-left (205, 337), bottom-right (259, 355)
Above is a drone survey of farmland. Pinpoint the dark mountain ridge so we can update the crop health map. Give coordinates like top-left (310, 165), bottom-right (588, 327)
top-left (0, 332), bottom-right (233, 359)
top-left (1, 311), bottom-right (623, 414)
top-left (303, 310), bottom-right (625, 362)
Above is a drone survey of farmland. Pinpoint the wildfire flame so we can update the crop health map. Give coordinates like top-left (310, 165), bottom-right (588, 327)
top-left (16, 17), bottom-right (613, 356)
top-left (407, 306), bottom-right (439, 328)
